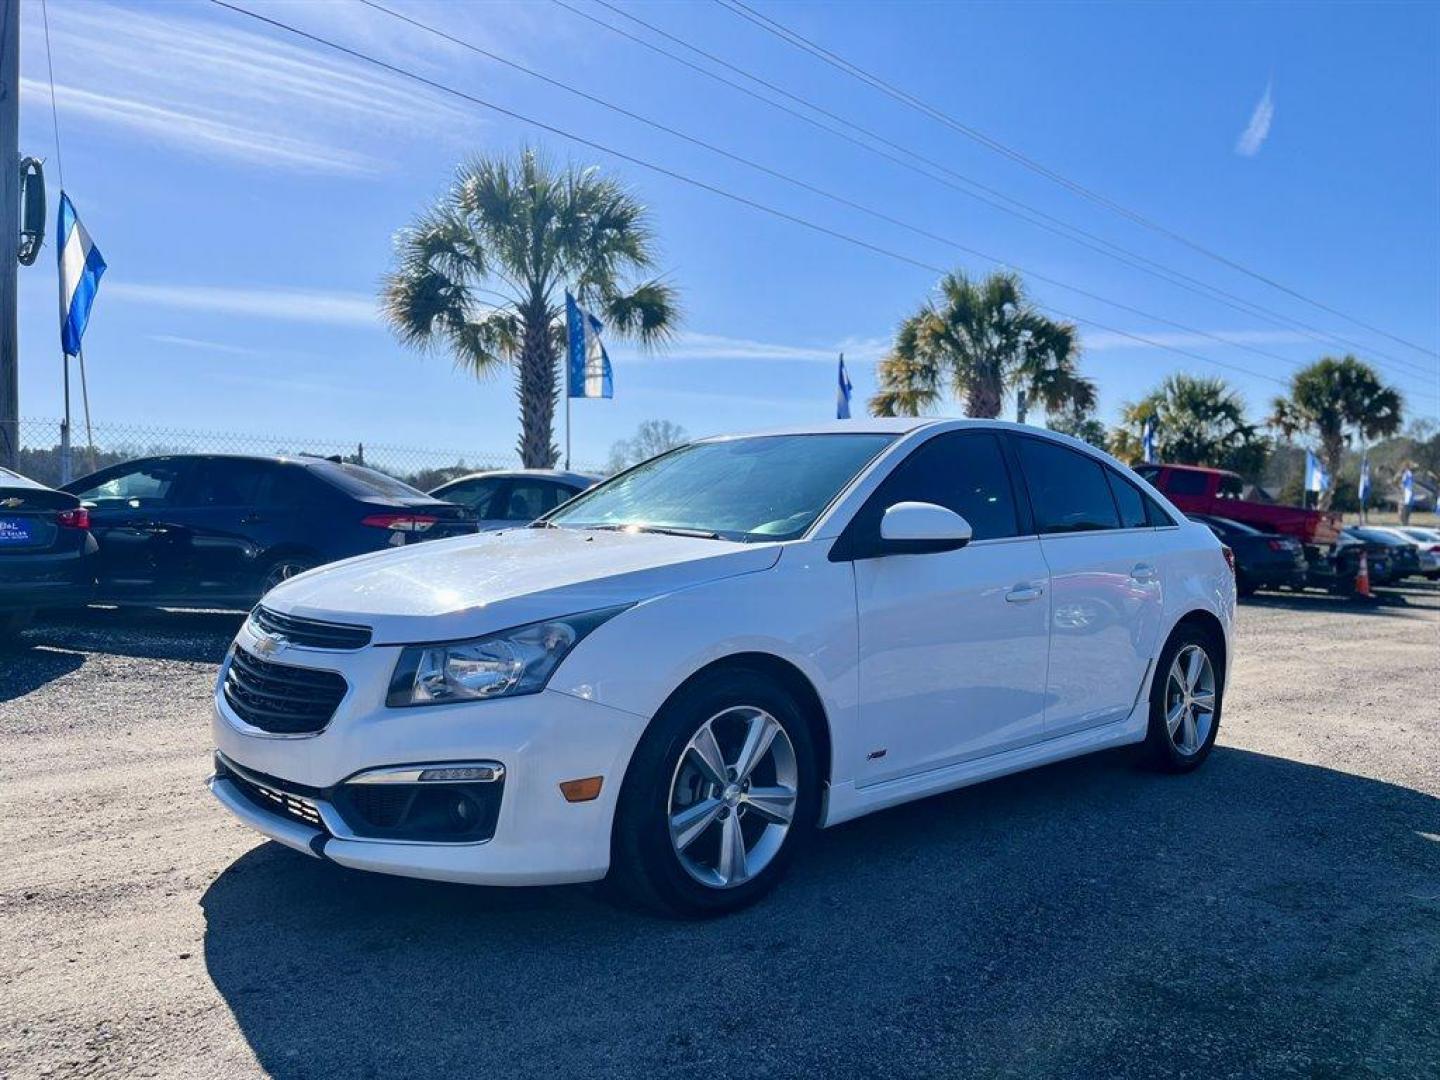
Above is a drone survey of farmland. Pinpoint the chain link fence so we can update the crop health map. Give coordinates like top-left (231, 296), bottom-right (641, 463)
top-left (13, 418), bottom-right (605, 491)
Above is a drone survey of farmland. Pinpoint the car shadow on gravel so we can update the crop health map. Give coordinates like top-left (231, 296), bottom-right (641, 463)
top-left (0, 642), bottom-right (85, 701)
top-left (1240, 588), bottom-right (1424, 617)
top-left (28, 606), bottom-right (243, 664)
top-left (200, 746), bottom-right (1440, 1079)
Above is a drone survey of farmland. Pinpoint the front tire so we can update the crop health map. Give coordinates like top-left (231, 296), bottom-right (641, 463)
top-left (1142, 625), bottom-right (1223, 773)
top-left (258, 556), bottom-right (316, 598)
top-left (608, 667), bottom-right (819, 917)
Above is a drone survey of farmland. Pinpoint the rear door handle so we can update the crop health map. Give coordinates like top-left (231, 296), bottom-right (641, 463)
top-left (1006, 582), bottom-right (1045, 603)
top-left (1130, 563), bottom-right (1158, 583)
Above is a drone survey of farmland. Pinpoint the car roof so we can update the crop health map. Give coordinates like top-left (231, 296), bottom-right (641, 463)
top-left (0, 466), bottom-right (54, 492)
top-left (436, 468), bottom-right (600, 487)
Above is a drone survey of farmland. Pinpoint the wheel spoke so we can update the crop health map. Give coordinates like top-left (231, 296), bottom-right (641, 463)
top-left (1185, 648), bottom-right (1205, 692)
top-left (732, 711), bottom-right (779, 784)
top-left (670, 798), bottom-right (722, 851)
top-left (1181, 708), bottom-right (1198, 753)
top-left (743, 785), bottom-right (796, 826)
top-left (687, 722), bottom-right (728, 787)
top-left (1166, 699), bottom-right (1186, 736)
top-left (716, 812), bottom-right (748, 886)
top-left (1191, 690), bottom-right (1216, 712)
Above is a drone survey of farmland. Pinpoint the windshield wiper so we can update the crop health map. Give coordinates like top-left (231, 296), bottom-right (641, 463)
top-left (584, 524), bottom-right (722, 540)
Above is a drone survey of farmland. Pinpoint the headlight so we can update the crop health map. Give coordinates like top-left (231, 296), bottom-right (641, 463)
top-left (386, 606), bottom-right (629, 707)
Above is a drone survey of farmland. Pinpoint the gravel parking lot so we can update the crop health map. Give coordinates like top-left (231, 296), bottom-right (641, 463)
top-left (2, 585), bottom-right (1437, 1079)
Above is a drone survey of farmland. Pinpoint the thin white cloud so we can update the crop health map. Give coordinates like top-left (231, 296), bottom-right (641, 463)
top-left (1085, 328), bottom-right (1310, 352)
top-left (619, 331), bottom-right (889, 365)
top-left (18, 1), bottom-right (479, 176)
top-left (1235, 83), bottom-right (1275, 157)
top-left (147, 334), bottom-right (269, 357)
top-left (111, 283), bottom-right (377, 327)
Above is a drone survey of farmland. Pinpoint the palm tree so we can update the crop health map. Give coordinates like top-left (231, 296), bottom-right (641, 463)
top-left (869, 270), bottom-right (1093, 420)
top-left (1113, 374), bottom-right (1268, 477)
top-left (1267, 355), bottom-right (1404, 510)
top-left (383, 149), bottom-right (679, 467)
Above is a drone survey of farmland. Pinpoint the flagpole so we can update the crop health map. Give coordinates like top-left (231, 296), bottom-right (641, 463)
top-left (564, 356), bottom-right (571, 470)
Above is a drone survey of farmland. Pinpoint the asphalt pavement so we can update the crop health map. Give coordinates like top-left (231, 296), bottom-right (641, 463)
top-left (1, 585), bottom-right (1437, 1079)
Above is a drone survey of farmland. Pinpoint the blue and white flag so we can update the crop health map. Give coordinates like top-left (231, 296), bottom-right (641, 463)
top-left (1304, 449), bottom-right (1330, 493)
top-left (1401, 467), bottom-right (1415, 507)
top-left (1358, 456), bottom-right (1371, 507)
top-left (58, 193), bottom-right (106, 357)
top-left (565, 291), bottom-right (612, 399)
top-left (836, 354), bottom-right (852, 419)
top-left (1141, 415), bottom-right (1157, 464)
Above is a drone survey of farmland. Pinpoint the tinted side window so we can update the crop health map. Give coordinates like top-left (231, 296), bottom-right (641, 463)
top-left (1106, 470), bottom-right (1149, 529)
top-left (185, 460), bottom-right (268, 508)
top-left (1014, 438), bottom-right (1120, 534)
top-left (863, 432), bottom-right (1019, 542)
top-left (499, 480), bottom-right (571, 521)
top-left (258, 466), bottom-right (315, 508)
top-left (1144, 493), bottom-right (1175, 526)
top-left (443, 478), bottom-right (503, 516)
top-left (73, 462), bottom-right (186, 509)
top-left (1164, 470), bottom-right (1209, 497)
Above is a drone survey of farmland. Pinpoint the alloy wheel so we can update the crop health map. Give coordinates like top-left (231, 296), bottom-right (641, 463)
top-left (667, 706), bottom-right (799, 889)
top-left (1165, 644), bottom-right (1217, 756)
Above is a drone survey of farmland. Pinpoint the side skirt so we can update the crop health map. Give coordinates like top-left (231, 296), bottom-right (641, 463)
top-left (820, 708), bottom-right (1149, 829)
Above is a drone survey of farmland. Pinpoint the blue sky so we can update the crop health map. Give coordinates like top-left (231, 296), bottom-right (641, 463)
top-left (16, 0), bottom-right (1440, 468)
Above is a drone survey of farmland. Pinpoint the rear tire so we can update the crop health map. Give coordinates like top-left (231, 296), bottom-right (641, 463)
top-left (1141, 624), bottom-right (1223, 773)
top-left (607, 667), bottom-right (820, 917)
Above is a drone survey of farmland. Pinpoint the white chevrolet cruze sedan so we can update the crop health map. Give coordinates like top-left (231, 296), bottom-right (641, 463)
top-left (210, 420), bottom-right (1234, 916)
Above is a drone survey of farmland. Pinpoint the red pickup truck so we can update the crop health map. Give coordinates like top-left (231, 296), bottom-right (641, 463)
top-left (1134, 464), bottom-right (1342, 547)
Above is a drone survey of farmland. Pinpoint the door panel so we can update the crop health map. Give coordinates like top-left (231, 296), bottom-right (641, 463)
top-left (846, 431), bottom-right (1051, 785)
top-left (1036, 533), bottom-right (1163, 736)
top-left (1009, 435), bottom-right (1164, 736)
top-left (855, 537), bottom-right (1052, 784)
top-left (71, 460), bottom-right (190, 598)
top-left (166, 460), bottom-right (291, 602)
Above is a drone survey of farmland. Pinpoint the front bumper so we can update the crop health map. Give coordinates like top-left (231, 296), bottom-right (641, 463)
top-left (210, 625), bottom-right (651, 886)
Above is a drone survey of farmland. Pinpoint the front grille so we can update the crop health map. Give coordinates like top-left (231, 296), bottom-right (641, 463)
top-left (252, 606), bottom-right (371, 650)
top-left (224, 765), bottom-right (327, 832)
top-left (223, 647), bottom-right (347, 735)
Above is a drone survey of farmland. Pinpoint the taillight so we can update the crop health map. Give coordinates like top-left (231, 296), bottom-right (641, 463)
top-left (361, 513), bottom-right (438, 533)
top-left (1221, 546), bottom-right (1236, 575)
top-left (56, 507), bottom-right (89, 529)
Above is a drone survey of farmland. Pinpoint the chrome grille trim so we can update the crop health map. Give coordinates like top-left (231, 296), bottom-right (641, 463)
top-left (252, 606), bottom-right (372, 651)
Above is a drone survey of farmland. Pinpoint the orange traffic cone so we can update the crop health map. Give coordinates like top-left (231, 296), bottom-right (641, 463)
top-left (1354, 550), bottom-right (1373, 599)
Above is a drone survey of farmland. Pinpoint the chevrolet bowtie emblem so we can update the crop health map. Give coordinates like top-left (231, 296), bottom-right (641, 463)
top-left (252, 632), bottom-right (285, 656)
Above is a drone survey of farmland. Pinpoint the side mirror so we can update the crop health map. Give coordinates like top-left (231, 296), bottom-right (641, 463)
top-left (879, 501), bottom-right (973, 554)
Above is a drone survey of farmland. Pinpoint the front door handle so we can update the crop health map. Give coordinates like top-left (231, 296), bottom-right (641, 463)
top-left (1006, 582), bottom-right (1045, 603)
top-left (1130, 563), bottom-right (1158, 583)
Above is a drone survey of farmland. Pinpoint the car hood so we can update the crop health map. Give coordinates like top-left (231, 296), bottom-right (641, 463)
top-left (263, 526), bottom-right (781, 644)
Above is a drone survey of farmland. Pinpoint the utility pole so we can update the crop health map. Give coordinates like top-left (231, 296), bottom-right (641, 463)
top-left (0, 0), bottom-right (19, 472)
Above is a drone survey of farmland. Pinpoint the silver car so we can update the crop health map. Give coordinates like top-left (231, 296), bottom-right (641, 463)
top-left (428, 469), bottom-right (600, 531)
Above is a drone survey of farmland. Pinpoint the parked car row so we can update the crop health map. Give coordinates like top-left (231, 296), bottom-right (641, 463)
top-left (0, 454), bottom-right (600, 641)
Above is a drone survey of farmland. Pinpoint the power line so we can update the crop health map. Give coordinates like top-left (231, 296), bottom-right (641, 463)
top-left (565, 0), bottom-right (1435, 384)
top-left (207, 0), bottom-right (1425, 409)
top-left (718, 0), bottom-right (1440, 362)
top-left (578, 0), bottom-right (1437, 385)
top-left (358, 0), bottom-right (1438, 404)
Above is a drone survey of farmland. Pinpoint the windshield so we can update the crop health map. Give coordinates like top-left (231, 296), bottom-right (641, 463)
top-left (546, 433), bottom-right (896, 542)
